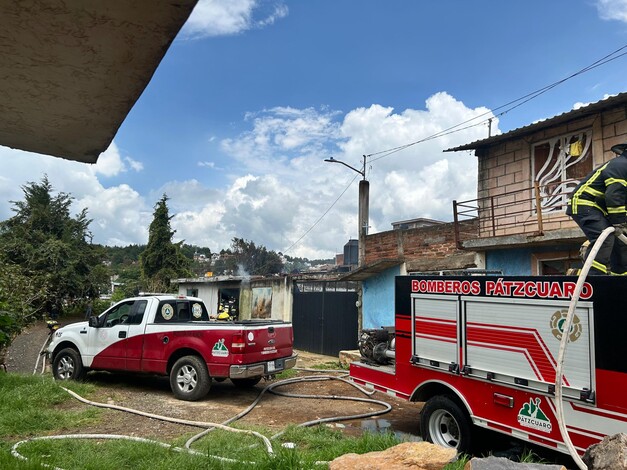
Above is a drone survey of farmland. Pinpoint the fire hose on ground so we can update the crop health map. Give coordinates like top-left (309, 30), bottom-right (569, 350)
top-left (13, 367), bottom-right (393, 469)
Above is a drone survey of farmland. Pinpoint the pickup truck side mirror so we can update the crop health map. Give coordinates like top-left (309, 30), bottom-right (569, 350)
top-left (88, 316), bottom-right (99, 328)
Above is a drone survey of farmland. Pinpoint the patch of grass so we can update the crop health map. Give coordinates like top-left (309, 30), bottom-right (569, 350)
top-left (11, 424), bottom-right (404, 470)
top-left (0, 374), bottom-right (408, 470)
top-left (274, 369), bottom-right (299, 380)
top-left (0, 374), bottom-right (99, 436)
top-left (309, 361), bottom-right (348, 371)
top-left (443, 454), bottom-right (470, 469)
top-left (519, 448), bottom-right (545, 464)
top-left (191, 424), bottom-right (402, 468)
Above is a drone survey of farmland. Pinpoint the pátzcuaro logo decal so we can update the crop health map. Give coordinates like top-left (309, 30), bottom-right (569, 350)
top-left (517, 398), bottom-right (552, 432)
top-left (550, 309), bottom-right (582, 342)
top-left (212, 338), bottom-right (229, 357)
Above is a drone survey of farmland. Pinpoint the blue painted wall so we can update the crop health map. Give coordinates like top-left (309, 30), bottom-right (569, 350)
top-left (362, 265), bottom-right (401, 329)
top-left (486, 244), bottom-right (580, 275)
top-left (486, 248), bottom-right (532, 275)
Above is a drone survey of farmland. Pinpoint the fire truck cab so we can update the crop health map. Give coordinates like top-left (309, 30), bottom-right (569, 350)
top-left (349, 275), bottom-right (627, 455)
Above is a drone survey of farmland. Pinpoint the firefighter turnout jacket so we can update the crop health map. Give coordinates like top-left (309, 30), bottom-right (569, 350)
top-left (567, 153), bottom-right (627, 224)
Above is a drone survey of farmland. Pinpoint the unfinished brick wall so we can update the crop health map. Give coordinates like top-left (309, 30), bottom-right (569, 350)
top-left (475, 102), bottom-right (627, 238)
top-left (364, 220), bottom-right (478, 270)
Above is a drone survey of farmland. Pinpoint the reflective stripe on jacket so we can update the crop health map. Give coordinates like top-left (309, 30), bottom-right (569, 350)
top-left (568, 154), bottom-right (627, 224)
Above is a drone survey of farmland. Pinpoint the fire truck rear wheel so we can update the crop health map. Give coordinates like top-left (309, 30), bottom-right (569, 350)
top-left (170, 355), bottom-right (211, 401)
top-left (420, 395), bottom-right (472, 453)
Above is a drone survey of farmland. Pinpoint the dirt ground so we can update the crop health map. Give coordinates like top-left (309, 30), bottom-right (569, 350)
top-left (5, 320), bottom-right (424, 442)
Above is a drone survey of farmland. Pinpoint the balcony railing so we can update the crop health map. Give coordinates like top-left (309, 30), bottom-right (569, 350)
top-left (452, 179), bottom-right (579, 248)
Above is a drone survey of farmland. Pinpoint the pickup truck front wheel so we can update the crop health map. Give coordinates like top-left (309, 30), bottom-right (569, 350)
top-left (170, 356), bottom-right (210, 401)
top-left (52, 348), bottom-right (85, 381)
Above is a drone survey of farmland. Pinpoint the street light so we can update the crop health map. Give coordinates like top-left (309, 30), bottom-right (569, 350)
top-left (325, 155), bottom-right (369, 267)
top-left (324, 156), bottom-right (366, 179)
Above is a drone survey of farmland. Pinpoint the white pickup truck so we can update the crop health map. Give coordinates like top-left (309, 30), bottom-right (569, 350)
top-left (47, 294), bottom-right (297, 400)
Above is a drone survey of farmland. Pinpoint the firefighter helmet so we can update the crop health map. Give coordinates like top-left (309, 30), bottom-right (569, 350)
top-left (611, 143), bottom-right (627, 155)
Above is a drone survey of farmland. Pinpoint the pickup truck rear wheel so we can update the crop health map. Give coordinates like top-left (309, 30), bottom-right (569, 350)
top-left (52, 348), bottom-right (85, 381)
top-left (231, 377), bottom-right (261, 388)
top-left (420, 395), bottom-right (472, 453)
top-left (170, 356), bottom-right (210, 401)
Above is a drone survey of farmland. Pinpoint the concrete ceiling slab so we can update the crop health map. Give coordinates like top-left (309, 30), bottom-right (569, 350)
top-left (0, 0), bottom-right (197, 163)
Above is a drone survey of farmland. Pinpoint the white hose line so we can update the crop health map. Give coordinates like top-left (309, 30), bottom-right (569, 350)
top-left (33, 333), bottom-right (51, 374)
top-left (10, 433), bottom-right (242, 470)
top-left (556, 226), bottom-right (615, 470)
top-left (61, 386), bottom-right (274, 454)
top-left (184, 374), bottom-right (390, 450)
top-left (14, 372), bottom-right (395, 468)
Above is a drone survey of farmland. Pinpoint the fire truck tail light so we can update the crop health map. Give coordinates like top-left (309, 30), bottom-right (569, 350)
top-left (493, 393), bottom-right (514, 408)
top-left (231, 333), bottom-right (245, 352)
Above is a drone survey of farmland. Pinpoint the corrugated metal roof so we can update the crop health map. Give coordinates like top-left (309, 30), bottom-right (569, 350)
top-left (444, 92), bottom-right (627, 153)
top-left (338, 259), bottom-right (403, 281)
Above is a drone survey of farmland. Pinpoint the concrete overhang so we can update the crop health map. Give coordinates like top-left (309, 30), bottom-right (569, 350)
top-left (339, 259), bottom-right (404, 281)
top-left (461, 228), bottom-right (585, 250)
top-left (0, 0), bottom-right (197, 163)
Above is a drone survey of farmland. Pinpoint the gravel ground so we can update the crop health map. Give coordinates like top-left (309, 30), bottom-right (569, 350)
top-left (4, 319), bottom-right (423, 442)
top-left (6, 319), bottom-right (54, 374)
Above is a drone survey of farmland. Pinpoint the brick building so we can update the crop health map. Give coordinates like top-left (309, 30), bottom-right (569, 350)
top-left (448, 92), bottom-right (627, 275)
top-left (343, 218), bottom-right (480, 330)
top-left (343, 92), bottom-right (627, 331)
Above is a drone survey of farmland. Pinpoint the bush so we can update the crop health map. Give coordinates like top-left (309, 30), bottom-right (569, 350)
top-left (0, 311), bottom-right (23, 350)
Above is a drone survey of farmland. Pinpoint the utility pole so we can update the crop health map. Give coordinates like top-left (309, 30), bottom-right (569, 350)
top-left (325, 154), bottom-right (369, 267)
top-left (357, 155), bottom-right (369, 267)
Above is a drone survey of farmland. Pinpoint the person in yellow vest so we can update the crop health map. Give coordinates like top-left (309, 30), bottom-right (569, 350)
top-left (566, 143), bottom-right (627, 274)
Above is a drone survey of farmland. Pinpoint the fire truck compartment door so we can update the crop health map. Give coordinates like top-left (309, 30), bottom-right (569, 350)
top-left (462, 296), bottom-right (593, 400)
top-left (412, 294), bottom-right (459, 373)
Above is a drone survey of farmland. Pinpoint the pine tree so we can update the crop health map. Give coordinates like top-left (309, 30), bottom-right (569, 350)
top-left (0, 176), bottom-right (108, 344)
top-left (140, 194), bottom-right (190, 292)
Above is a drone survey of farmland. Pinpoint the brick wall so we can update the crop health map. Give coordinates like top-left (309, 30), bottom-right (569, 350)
top-left (364, 219), bottom-right (478, 271)
top-left (475, 103), bottom-right (627, 238)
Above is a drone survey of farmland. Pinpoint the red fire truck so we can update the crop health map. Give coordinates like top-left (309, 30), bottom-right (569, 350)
top-left (349, 275), bottom-right (627, 456)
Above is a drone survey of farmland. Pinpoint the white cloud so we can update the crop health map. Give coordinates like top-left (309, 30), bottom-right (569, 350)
top-left (176, 93), bottom-right (495, 257)
top-left (0, 142), bottom-right (151, 247)
top-left (0, 93), bottom-right (495, 259)
top-left (596, 0), bottom-right (627, 21)
top-left (182, 0), bottom-right (288, 39)
top-left (95, 143), bottom-right (143, 177)
top-left (573, 93), bottom-right (617, 110)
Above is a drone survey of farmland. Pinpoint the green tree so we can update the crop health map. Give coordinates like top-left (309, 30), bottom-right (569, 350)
top-left (226, 238), bottom-right (283, 275)
top-left (0, 176), bottom-right (108, 328)
top-left (139, 194), bottom-right (190, 292)
top-left (0, 262), bottom-right (47, 355)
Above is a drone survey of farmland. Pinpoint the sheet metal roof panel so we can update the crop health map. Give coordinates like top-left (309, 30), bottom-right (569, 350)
top-left (445, 92), bottom-right (627, 153)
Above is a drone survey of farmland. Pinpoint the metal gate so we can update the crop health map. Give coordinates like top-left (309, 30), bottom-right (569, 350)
top-left (292, 281), bottom-right (358, 356)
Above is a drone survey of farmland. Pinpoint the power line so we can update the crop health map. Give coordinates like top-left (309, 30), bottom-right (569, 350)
top-left (367, 43), bottom-right (627, 163)
top-left (281, 43), bottom-right (627, 257)
top-left (281, 172), bottom-right (359, 255)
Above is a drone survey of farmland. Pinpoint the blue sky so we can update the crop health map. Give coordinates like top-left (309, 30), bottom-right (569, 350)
top-left (1, 0), bottom-right (626, 259)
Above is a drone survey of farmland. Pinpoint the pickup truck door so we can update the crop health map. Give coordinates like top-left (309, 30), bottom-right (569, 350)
top-left (87, 300), bottom-right (136, 370)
